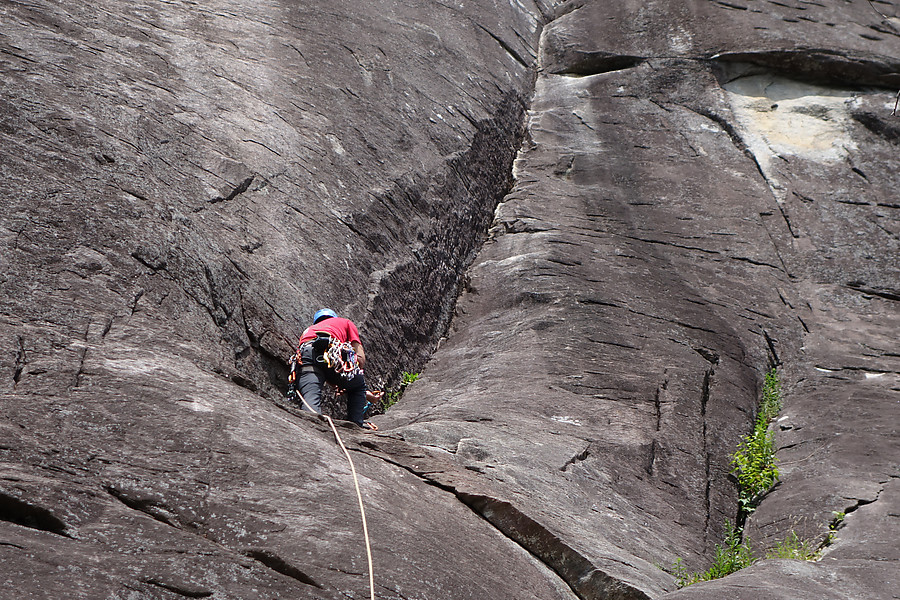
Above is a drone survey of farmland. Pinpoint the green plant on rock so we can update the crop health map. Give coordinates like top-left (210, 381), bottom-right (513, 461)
top-left (400, 371), bottom-right (421, 386)
top-left (672, 368), bottom-right (786, 588)
top-left (765, 530), bottom-right (820, 560)
top-left (705, 520), bottom-right (755, 579)
top-left (672, 521), bottom-right (755, 587)
top-left (731, 368), bottom-right (782, 513)
top-left (671, 521), bottom-right (837, 588)
top-left (671, 558), bottom-right (695, 588)
top-left (731, 427), bottom-right (778, 504)
top-left (821, 511), bottom-right (845, 548)
top-left (382, 371), bottom-right (421, 411)
top-left (758, 368), bottom-right (783, 422)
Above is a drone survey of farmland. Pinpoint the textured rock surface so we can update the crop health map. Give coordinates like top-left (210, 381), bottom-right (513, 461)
top-left (383, 0), bottom-right (900, 598)
top-left (0, 1), bottom-right (573, 598)
top-left (2, 0), bottom-right (899, 599)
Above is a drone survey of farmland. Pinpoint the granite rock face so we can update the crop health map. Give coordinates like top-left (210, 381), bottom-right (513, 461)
top-left (384, 0), bottom-right (900, 598)
top-left (0, 1), bottom-right (571, 598)
top-left (1, 0), bottom-right (898, 599)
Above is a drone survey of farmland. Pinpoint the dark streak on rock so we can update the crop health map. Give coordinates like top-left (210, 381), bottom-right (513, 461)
top-left (729, 255), bottom-right (783, 270)
top-left (241, 139), bottom-right (282, 156)
top-left (577, 297), bottom-right (622, 308)
top-left (121, 187), bottom-right (149, 202)
top-left (846, 281), bottom-right (900, 302)
top-left (229, 373), bottom-right (258, 392)
top-left (0, 491), bottom-right (70, 538)
top-left (105, 486), bottom-right (182, 529)
top-left (645, 439), bottom-right (660, 476)
top-left (776, 203), bottom-right (799, 239)
top-left (561, 444), bottom-right (592, 472)
top-left (792, 190), bottom-right (816, 203)
top-left (73, 345), bottom-right (87, 388)
top-left (0, 45), bottom-right (38, 63)
top-left (13, 336), bottom-right (25, 389)
top-left (130, 289), bottom-right (144, 316)
top-left (550, 52), bottom-right (645, 77)
top-left (701, 368), bottom-right (713, 545)
top-left (244, 549), bottom-right (323, 588)
top-left (588, 337), bottom-right (641, 350)
top-left (693, 347), bottom-right (720, 365)
top-left (716, 1), bottom-right (748, 10)
top-left (712, 49), bottom-right (900, 88)
top-left (855, 110), bottom-right (900, 146)
top-left (144, 579), bottom-right (213, 598)
top-left (762, 329), bottom-right (781, 366)
top-left (208, 175), bottom-right (255, 204)
top-left (839, 486), bottom-right (884, 520)
top-left (851, 166), bottom-right (869, 181)
top-left (131, 248), bottom-right (168, 272)
top-left (835, 198), bottom-right (872, 206)
top-left (653, 380), bottom-right (666, 432)
top-left (476, 23), bottom-right (530, 69)
top-left (203, 265), bottom-right (229, 327)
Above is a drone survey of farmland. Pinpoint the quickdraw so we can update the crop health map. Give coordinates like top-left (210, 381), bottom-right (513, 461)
top-left (286, 351), bottom-right (301, 403)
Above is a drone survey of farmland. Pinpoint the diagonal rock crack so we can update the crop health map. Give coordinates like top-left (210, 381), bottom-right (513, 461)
top-left (351, 435), bottom-right (651, 600)
top-left (244, 549), bottom-right (323, 589)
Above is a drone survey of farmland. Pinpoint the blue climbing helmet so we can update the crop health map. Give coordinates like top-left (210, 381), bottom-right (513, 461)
top-left (313, 308), bottom-right (337, 323)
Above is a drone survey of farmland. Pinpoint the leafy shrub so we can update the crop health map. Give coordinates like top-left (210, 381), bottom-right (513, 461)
top-left (732, 426), bottom-right (779, 503)
top-left (382, 371), bottom-right (420, 411)
top-left (731, 368), bottom-right (781, 511)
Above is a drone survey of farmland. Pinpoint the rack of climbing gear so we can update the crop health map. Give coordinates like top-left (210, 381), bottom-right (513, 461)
top-left (323, 338), bottom-right (362, 381)
top-left (289, 333), bottom-right (362, 383)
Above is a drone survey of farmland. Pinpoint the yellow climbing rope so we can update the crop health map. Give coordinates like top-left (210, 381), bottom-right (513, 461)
top-left (325, 413), bottom-right (376, 600)
top-left (294, 390), bottom-right (376, 600)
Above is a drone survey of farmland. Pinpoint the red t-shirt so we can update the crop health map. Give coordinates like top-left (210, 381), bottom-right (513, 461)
top-left (298, 317), bottom-right (362, 346)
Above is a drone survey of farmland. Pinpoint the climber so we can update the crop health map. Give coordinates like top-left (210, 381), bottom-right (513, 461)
top-left (288, 308), bottom-right (382, 430)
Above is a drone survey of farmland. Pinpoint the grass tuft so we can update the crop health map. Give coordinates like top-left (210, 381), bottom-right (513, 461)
top-left (673, 521), bottom-right (754, 587)
top-left (765, 530), bottom-right (820, 560)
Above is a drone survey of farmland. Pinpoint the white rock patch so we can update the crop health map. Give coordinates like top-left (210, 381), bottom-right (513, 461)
top-left (724, 75), bottom-right (858, 164)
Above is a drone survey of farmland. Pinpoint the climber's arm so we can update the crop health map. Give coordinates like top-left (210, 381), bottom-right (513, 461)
top-left (352, 341), bottom-right (366, 368)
